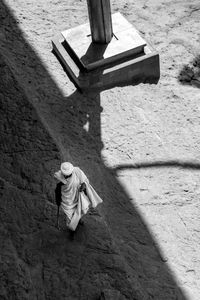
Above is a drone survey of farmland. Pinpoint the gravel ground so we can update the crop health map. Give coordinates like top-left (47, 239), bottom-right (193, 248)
top-left (0, 0), bottom-right (200, 299)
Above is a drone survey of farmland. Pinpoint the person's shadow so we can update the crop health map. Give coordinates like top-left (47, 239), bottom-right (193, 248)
top-left (0, 1), bottom-right (188, 299)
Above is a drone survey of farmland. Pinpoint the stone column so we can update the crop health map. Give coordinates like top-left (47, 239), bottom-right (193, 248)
top-left (87, 0), bottom-right (113, 44)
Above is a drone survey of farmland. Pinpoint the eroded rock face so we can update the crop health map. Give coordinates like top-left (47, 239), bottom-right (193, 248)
top-left (0, 53), bottom-right (60, 299)
top-left (0, 55), bottom-right (140, 300)
top-left (0, 57), bottom-right (60, 199)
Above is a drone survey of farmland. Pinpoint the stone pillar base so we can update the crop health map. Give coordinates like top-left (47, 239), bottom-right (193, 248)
top-left (52, 13), bottom-right (160, 92)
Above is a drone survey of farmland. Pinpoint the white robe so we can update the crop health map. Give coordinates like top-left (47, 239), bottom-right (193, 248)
top-left (54, 167), bottom-right (103, 231)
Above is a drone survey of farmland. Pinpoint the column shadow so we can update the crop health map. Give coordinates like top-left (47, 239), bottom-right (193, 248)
top-left (0, 1), bottom-right (188, 299)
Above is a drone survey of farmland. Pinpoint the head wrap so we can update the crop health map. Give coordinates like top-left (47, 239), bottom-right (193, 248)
top-left (60, 162), bottom-right (74, 176)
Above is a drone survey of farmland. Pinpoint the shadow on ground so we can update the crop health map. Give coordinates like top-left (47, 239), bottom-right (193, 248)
top-left (0, 1), bottom-right (188, 299)
top-left (178, 55), bottom-right (200, 88)
top-left (114, 160), bottom-right (200, 171)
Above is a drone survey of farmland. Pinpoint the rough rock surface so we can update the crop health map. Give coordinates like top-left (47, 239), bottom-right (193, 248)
top-left (0, 0), bottom-right (200, 299)
top-left (0, 55), bottom-right (141, 300)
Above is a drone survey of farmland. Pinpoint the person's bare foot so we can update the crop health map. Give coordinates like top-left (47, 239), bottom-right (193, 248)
top-left (79, 219), bottom-right (84, 225)
top-left (89, 207), bottom-right (100, 216)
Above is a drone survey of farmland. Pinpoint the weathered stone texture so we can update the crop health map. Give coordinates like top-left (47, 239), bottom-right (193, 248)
top-left (0, 54), bottom-right (139, 300)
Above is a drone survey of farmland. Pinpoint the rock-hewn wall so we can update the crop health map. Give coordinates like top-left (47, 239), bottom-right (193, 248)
top-left (0, 53), bottom-right (61, 299)
top-left (0, 55), bottom-right (60, 199)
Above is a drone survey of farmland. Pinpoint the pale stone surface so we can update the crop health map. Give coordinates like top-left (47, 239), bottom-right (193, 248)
top-left (0, 0), bottom-right (200, 299)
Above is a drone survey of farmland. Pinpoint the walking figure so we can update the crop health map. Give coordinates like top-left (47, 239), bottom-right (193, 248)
top-left (54, 162), bottom-right (103, 231)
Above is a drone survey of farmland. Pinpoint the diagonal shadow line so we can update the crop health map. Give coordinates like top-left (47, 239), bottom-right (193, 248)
top-left (0, 1), bottom-right (188, 299)
top-left (114, 160), bottom-right (200, 171)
